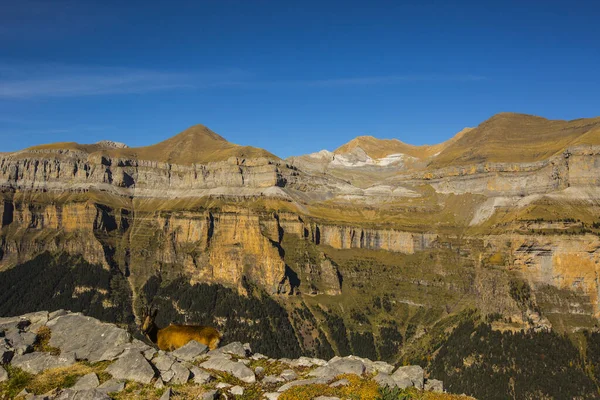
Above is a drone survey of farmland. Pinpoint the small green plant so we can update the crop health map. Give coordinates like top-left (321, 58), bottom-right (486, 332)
top-left (0, 365), bottom-right (34, 399)
top-left (377, 385), bottom-right (412, 400)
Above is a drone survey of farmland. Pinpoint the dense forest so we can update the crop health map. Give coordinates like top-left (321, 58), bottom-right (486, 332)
top-left (142, 276), bottom-right (303, 358)
top-left (0, 252), bottom-right (133, 324)
top-left (429, 317), bottom-right (600, 399)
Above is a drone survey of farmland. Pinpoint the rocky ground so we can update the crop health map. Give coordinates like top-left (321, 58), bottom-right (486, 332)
top-left (0, 311), bottom-right (473, 400)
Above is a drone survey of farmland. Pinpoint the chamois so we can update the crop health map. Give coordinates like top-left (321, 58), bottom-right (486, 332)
top-left (140, 307), bottom-right (222, 351)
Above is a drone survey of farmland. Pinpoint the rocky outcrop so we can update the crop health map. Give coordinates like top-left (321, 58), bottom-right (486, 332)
top-left (0, 311), bottom-right (458, 399)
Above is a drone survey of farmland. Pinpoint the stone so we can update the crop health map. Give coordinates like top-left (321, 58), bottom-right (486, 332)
top-left (230, 385), bottom-right (244, 395)
top-left (153, 353), bottom-right (176, 372)
top-left (5, 330), bottom-right (37, 355)
top-left (264, 393), bottom-right (280, 400)
top-left (279, 369), bottom-right (298, 381)
top-left (255, 366), bottom-right (265, 375)
top-left (374, 372), bottom-right (402, 388)
top-left (262, 375), bottom-right (285, 384)
top-left (251, 353), bottom-right (267, 360)
top-left (201, 390), bottom-right (218, 400)
top-left (287, 356), bottom-right (326, 368)
top-left (171, 340), bottom-right (208, 361)
top-left (47, 314), bottom-right (131, 363)
top-left (97, 379), bottom-right (125, 394)
top-left (330, 378), bottom-right (350, 387)
top-left (190, 366), bottom-right (213, 384)
top-left (105, 350), bottom-right (155, 384)
top-left (328, 358), bottom-right (365, 375)
top-left (55, 389), bottom-right (110, 400)
top-left (308, 365), bottom-right (338, 380)
top-left (277, 378), bottom-right (330, 392)
top-left (11, 351), bottom-right (76, 374)
top-left (216, 382), bottom-right (231, 389)
top-left (425, 379), bottom-right (444, 393)
top-left (391, 365), bottom-right (424, 389)
top-left (214, 341), bottom-right (247, 357)
top-left (153, 378), bottom-right (165, 389)
top-left (0, 365), bottom-right (7, 383)
top-left (71, 373), bottom-right (100, 390)
top-left (161, 369), bottom-right (175, 383)
top-left (159, 388), bottom-right (171, 400)
top-left (169, 361), bottom-right (190, 384)
top-left (48, 310), bottom-right (68, 321)
top-left (200, 356), bottom-right (256, 383)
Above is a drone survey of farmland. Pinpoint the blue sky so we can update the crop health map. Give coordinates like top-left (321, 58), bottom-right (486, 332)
top-left (1, 0), bottom-right (599, 158)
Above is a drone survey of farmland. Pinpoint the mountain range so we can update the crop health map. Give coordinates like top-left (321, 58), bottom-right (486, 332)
top-left (2, 112), bottom-right (600, 399)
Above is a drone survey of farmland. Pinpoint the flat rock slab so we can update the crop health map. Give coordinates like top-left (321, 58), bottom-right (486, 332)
top-left (374, 372), bottom-right (411, 389)
top-left (169, 361), bottom-right (190, 384)
top-left (213, 342), bottom-right (247, 357)
top-left (56, 389), bottom-right (111, 400)
top-left (200, 356), bottom-right (256, 383)
top-left (171, 340), bottom-right (207, 361)
top-left (71, 373), bottom-right (100, 391)
top-left (48, 314), bottom-right (131, 363)
top-left (96, 379), bottom-right (125, 394)
top-left (190, 366), bottom-right (213, 384)
top-left (105, 350), bottom-right (155, 384)
top-left (11, 351), bottom-right (76, 374)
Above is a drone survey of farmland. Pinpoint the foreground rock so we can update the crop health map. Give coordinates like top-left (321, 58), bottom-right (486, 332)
top-left (0, 311), bottom-right (461, 399)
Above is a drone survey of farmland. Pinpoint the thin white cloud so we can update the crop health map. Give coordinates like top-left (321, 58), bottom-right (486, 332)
top-left (0, 63), bottom-right (246, 99)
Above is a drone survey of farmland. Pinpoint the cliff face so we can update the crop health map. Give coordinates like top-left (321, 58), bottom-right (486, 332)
top-left (1, 115), bottom-right (600, 340)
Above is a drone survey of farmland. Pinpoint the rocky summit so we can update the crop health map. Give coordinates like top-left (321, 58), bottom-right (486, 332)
top-left (1, 113), bottom-right (600, 399)
top-left (0, 311), bottom-right (470, 399)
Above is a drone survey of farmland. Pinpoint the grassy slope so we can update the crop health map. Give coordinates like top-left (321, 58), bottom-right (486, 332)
top-left (430, 113), bottom-right (600, 168)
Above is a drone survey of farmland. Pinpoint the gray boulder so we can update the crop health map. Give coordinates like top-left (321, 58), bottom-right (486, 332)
top-left (201, 389), bottom-right (218, 400)
top-left (0, 365), bottom-right (7, 383)
top-left (11, 351), bottom-right (76, 374)
top-left (328, 358), bottom-right (365, 375)
top-left (171, 340), bottom-right (207, 361)
top-left (48, 314), bottom-right (130, 363)
top-left (425, 379), bottom-right (444, 392)
top-left (230, 385), bottom-right (244, 395)
top-left (308, 365), bottom-right (339, 380)
top-left (153, 353), bottom-right (176, 373)
top-left (169, 361), bottom-right (190, 384)
top-left (96, 379), bottom-right (125, 394)
top-left (200, 356), bottom-right (256, 383)
top-left (374, 372), bottom-right (409, 389)
top-left (190, 366), bottom-right (213, 384)
top-left (105, 350), bottom-right (155, 384)
top-left (5, 329), bottom-right (37, 355)
top-left (213, 341), bottom-right (247, 357)
top-left (279, 369), bottom-right (298, 381)
top-left (71, 373), bottom-right (99, 391)
top-left (391, 365), bottom-right (424, 389)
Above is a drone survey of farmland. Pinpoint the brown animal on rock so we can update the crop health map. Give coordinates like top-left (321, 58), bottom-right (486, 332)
top-left (140, 307), bottom-right (222, 351)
